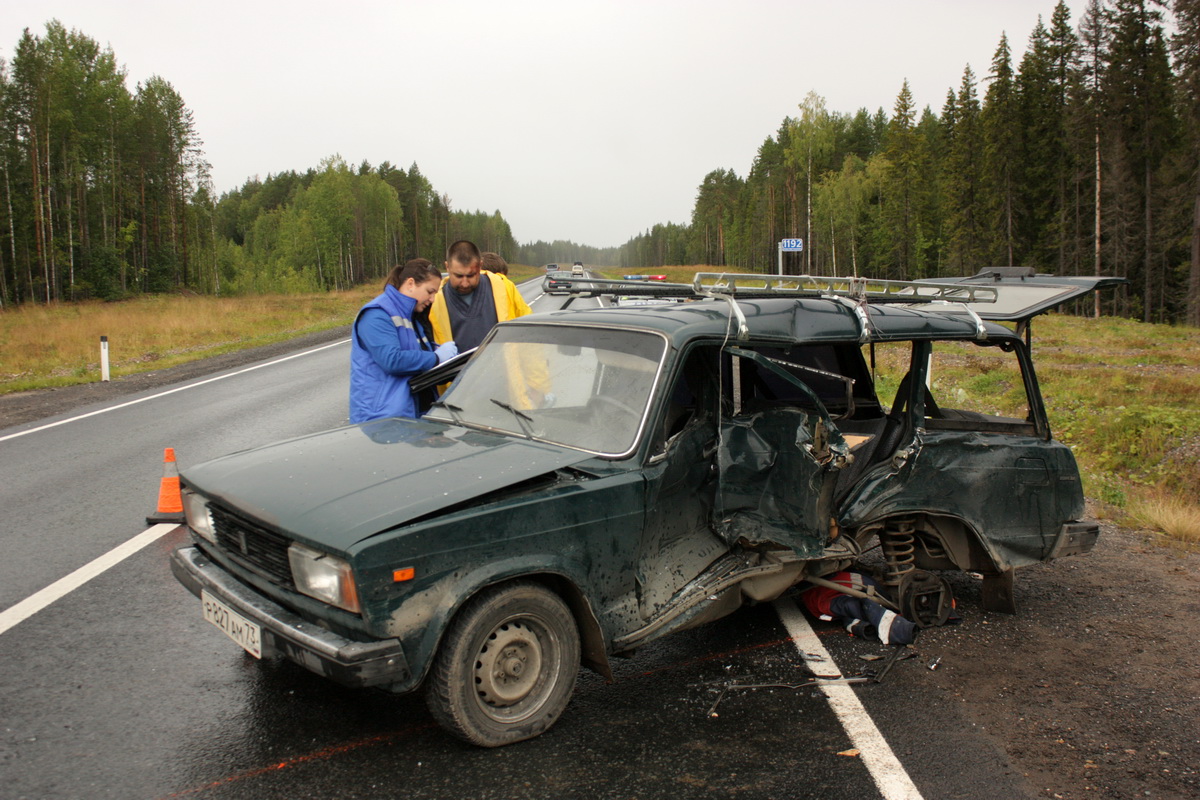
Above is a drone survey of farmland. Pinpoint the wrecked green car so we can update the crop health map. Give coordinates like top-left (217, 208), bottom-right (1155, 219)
top-left (171, 269), bottom-right (1116, 746)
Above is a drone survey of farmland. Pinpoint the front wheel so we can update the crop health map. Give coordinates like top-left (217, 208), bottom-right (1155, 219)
top-left (425, 581), bottom-right (580, 747)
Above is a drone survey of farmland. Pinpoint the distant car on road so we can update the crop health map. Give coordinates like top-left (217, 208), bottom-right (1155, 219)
top-left (544, 270), bottom-right (574, 294)
top-left (544, 263), bottom-right (559, 272)
top-left (571, 263), bottom-right (585, 276)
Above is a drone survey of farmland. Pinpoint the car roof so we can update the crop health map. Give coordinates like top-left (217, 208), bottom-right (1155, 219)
top-left (510, 295), bottom-right (1016, 348)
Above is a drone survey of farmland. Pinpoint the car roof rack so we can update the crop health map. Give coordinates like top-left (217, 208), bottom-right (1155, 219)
top-left (691, 273), bottom-right (999, 304)
top-left (543, 272), bottom-right (998, 304)
top-left (543, 272), bottom-right (998, 342)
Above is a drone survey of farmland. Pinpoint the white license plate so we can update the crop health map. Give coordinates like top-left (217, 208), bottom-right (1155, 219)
top-left (202, 590), bottom-right (262, 658)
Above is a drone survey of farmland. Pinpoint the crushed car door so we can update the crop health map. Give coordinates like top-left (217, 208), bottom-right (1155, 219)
top-left (714, 347), bottom-right (852, 559)
top-left (636, 346), bottom-right (729, 620)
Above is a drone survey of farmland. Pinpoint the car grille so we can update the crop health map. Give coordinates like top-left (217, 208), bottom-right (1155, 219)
top-left (208, 504), bottom-right (294, 588)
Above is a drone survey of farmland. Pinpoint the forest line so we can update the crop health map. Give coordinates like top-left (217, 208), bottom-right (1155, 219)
top-left (1, 0), bottom-right (1198, 325)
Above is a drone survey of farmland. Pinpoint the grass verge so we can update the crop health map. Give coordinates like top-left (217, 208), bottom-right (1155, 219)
top-left (0, 287), bottom-right (376, 393)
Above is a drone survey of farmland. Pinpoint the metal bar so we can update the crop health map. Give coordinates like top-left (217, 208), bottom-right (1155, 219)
top-left (804, 574), bottom-right (902, 613)
top-left (542, 273), bottom-right (999, 306)
top-left (693, 273), bottom-right (999, 304)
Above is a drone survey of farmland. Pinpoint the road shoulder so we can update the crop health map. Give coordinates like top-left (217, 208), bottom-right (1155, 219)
top-left (0, 326), bottom-right (350, 430)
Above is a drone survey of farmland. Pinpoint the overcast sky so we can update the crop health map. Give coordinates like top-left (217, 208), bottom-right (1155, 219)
top-left (4, 0), bottom-right (1083, 249)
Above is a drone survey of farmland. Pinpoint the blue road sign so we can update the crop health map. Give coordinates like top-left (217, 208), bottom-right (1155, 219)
top-left (780, 238), bottom-right (804, 252)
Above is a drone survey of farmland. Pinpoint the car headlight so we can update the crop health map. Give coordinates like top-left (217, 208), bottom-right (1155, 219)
top-left (181, 489), bottom-right (216, 544)
top-left (288, 543), bottom-right (361, 613)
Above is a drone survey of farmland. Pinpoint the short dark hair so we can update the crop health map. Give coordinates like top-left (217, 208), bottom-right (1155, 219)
top-left (481, 252), bottom-right (508, 275)
top-left (446, 240), bottom-right (481, 266)
top-left (384, 258), bottom-right (441, 290)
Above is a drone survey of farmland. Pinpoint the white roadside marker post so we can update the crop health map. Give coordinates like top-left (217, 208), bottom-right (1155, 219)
top-left (100, 335), bottom-right (110, 382)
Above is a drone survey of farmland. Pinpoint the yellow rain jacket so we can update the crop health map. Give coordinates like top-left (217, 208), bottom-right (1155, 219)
top-left (429, 271), bottom-right (548, 407)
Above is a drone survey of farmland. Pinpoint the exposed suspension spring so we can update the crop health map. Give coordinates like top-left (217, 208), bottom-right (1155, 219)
top-left (880, 517), bottom-right (917, 587)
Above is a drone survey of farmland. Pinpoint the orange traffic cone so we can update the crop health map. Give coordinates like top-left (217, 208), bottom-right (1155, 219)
top-left (146, 447), bottom-right (186, 525)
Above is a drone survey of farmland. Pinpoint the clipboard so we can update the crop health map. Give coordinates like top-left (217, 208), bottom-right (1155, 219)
top-left (410, 347), bottom-right (478, 393)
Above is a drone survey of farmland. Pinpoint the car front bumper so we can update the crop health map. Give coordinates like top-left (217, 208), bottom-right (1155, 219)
top-left (171, 545), bottom-right (413, 691)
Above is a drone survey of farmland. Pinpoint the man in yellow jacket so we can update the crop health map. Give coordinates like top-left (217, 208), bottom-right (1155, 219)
top-left (429, 240), bottom-right (531, 351)
top-left (429, 240), bottom-right (549, 407)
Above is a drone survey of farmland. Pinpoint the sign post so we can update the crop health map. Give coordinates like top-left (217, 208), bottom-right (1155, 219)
top-left (100, 336), bottom-right (110, 382)
top-left (777, 238), bottom-right (804, 275)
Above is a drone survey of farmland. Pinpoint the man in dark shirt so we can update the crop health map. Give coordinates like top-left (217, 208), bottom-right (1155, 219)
top-left (429, 240), bottom-right (531, 351)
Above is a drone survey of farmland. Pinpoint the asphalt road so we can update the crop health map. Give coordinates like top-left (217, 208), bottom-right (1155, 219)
top-left (0, 277), bottom-right (1031, 800)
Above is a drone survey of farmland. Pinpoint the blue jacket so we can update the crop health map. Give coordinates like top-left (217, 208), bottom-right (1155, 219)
top-left (349, 285), bottom-right (438, 423)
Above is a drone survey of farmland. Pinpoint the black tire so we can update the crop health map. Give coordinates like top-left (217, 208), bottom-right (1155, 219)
top-left (425, 581), bottom-right (580, 747)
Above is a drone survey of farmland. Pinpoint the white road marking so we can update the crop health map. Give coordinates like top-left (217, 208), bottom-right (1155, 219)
top-left (0, 339), bottom-right (349, 443)
top-left (774, 597), bottom-right (925, 800)
top-left (0, 524), bottom-right (180, 636)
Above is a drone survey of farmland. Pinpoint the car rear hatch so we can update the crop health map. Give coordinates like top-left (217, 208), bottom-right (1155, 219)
top-left (916, 268), bottom-right (1127, 324)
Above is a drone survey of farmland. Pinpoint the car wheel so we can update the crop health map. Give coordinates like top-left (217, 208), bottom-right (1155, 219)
top-left (425, 581), bottom-right (580, 747)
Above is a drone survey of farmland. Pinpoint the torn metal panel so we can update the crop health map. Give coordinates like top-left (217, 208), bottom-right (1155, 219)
top-left (839, 430), bottom-right (1086, 571)
top-left (715, 408), bottom-right (836, 557)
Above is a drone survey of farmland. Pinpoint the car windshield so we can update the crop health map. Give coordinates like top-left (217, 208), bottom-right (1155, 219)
top-left (428, 324), bottom-right (666, 457)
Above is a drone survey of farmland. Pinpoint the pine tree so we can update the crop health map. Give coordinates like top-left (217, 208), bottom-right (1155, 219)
top-left (1105, 0), bottom-right (1178, 320)
top-left (1072, 0), bottom-right (1113, 314)
top-left (1174, 0), bottom-right (1200, 325)
top-left (981, 33), bottom-right (1021, 266)
top-left (881, 81), bottom-right (923, 278)
top-left (1046, 3), bottom-right (1082, 272)
top-left (944, 66), bottom-right (986, 274)
top-left (1018, 13), bottom-right (1077, 270)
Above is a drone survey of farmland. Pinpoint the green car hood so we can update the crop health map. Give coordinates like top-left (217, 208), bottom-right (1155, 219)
top-left (180, 417), bottom-right (594, 551)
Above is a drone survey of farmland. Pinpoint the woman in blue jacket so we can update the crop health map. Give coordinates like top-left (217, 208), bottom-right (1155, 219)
top-left (350, 260), bottom-right (458, 423)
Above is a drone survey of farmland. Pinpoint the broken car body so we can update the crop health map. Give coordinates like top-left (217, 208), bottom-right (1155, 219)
top-left (171, 269), bottom-right (1117, 746)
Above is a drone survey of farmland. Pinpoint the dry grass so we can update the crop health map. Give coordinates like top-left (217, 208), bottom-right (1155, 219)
top-left (1126, 492), bottom-right (1200, 545)
top-left (506, 264), bottom-right (544, 283)
top-left (0, 288), bottom-right (376, 393)
top-left (0, 269), bottom-right (550, 394)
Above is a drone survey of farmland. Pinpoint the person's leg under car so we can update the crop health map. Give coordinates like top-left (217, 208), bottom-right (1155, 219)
top-left (828, 594), bottom-right (917, 645)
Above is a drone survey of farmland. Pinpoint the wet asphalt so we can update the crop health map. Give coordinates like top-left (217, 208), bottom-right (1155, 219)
top-left (0, 280), bottom-right (1032, 799)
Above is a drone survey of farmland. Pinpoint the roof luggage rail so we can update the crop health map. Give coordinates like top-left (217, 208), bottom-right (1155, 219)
top-left (541, 272), bottom-right (998, 305)
top-left (692, 273), bottom-right (999, 304)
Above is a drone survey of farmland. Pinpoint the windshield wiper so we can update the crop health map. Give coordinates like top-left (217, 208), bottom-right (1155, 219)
top-left (490, 398), bottom-right (535, 439)
top-left (430, 400), bottom-right (464, 424)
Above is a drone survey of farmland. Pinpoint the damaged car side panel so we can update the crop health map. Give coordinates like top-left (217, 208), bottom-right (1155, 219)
top-left (839, 431), bottom-right (1085, 571)
top-left (837, 332), bottom-right (1089, 574)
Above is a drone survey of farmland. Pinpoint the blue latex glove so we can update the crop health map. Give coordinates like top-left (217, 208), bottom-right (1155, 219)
top-left (435, 341), bottom-right (459, 364)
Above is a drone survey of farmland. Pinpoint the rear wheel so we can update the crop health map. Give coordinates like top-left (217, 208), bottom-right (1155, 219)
top-left (425, 581), bottom-right (580, 747)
